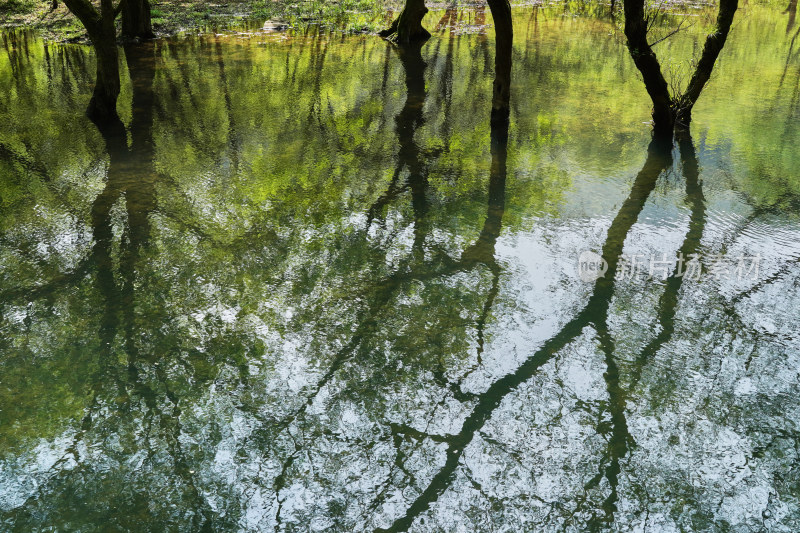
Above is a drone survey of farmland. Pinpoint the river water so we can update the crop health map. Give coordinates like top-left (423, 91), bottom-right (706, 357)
top-left (1, 3), bottom-right (800, 531)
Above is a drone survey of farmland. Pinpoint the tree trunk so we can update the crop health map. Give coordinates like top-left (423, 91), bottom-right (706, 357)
top-left (61, 0), bottom-right (123, 123)
top-left (379, 0), bottom-right (431, 44)
top-left (122, 0), bottom-right (154, 40)
top-left (487, 0), bottom-right (513, 112)
top-left (623, 0), bottom-right (738, 136)
top-left (622, 0), bottom-right (675, 136)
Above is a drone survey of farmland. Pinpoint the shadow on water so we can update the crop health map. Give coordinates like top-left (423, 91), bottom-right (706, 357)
top-left (0, 22), bottom-right (681, 532)
top-left (626, 133), bottom-right (707, 389)
top-left (98, 43), bottom-right (214, 532)
top-left (90, 42), bottom-right (158, 361)
top-left (367, 41), bottom-right (429, 231)
top-left (377, 128), bottom-right (708, 532)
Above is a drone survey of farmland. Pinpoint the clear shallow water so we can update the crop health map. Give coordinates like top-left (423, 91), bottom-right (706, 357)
top-left (1, 4), bottom-right (800, 531)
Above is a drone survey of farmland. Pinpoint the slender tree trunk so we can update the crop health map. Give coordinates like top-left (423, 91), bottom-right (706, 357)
top-left (122, 0), bottom-right (154, 40)
top-left (487, 0), bottom-right (513, 112)
top-left (379, 0), bottom-right (431, 44)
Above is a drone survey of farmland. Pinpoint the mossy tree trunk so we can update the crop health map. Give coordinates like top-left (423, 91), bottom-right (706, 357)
top-left (379, 0), bottom-right (431, 44)
top-left (623, 0), bottom-right (738, 136)
top-left (62, 0), bottom-right (126, 124)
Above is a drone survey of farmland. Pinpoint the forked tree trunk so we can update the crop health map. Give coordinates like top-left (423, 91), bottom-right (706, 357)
top-left (487, 0), bottom-right (513, 112)
top-left (122, 0), bottom-right (155, 40)
top-left (623, 0), bottom-right (738, 136)
top-left (379, 0), bottom-right (431, 44)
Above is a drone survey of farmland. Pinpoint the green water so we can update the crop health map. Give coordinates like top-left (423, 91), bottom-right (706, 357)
top-left (1, 3), bottom-right (800, 531)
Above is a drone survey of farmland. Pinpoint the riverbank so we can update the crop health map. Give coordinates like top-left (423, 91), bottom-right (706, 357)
top-left (0, 0), bottom-right (403, 41)
top-left (0, 0), bottom-right (503, 41)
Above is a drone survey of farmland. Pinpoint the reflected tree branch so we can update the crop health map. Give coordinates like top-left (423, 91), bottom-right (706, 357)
top-left (375, 136), bottom-right (674, 533)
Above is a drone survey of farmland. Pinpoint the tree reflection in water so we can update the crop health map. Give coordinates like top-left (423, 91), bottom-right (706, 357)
top-left (2, 6), bottom-right (800, 531)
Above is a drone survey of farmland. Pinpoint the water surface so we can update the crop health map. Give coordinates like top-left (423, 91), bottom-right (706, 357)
top-left (1, 4), bottom-right (800, 531)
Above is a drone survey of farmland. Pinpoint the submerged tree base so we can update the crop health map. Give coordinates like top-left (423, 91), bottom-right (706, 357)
top-left (379, 0), bottom-right (431, 45)
top-left (122, 0), bottom-right (155, 41)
